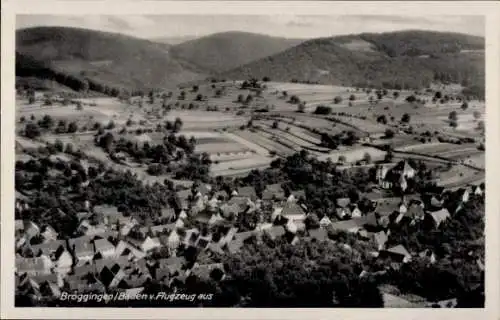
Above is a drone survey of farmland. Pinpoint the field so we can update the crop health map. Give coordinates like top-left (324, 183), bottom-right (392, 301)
top-left (15, 77), bottom-right (485, 184)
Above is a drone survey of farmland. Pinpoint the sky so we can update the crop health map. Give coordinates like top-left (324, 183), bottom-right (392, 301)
top-left (16, 15), bottom-right (485, 40)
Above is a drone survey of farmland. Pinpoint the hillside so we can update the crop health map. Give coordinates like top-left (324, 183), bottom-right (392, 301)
top-left (220, 30), bottom-right (485, 96)
top-left (169, 31), bottom-right (304, 72)
top-left (16, 26), bottom-right (209, 93)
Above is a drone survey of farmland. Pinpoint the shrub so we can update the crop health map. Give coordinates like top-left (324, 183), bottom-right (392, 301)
top-left (314, 105), bottom-right (332, 115)
top-left (333, 96), bottom-right (343, 104)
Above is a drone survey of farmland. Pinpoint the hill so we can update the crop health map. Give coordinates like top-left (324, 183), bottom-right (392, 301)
top-left (152, 35), bottom-right (199, 45)
top-left (169, 31), bottom-right (304, 72)
top-left (219, 30), bottom-right (485, 97)
top-left (16, 26), bottom-right (209, 94)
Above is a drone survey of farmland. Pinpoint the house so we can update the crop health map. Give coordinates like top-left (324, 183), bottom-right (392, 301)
top-left (394, 160), bottom-right (416, 179)
top-left (154, 257), bottom-right (185, 282)
top-left (262, 184), bottom-right (286, 201)
top-left (473, 184), bottom-right (483, 196)
top-left (350, 205), bottom-right (363, 218)
top-left (114, 240), bottom-right (146, 261)
top-left (120, 218), bottom-right (139, 237)
top-left (373, 231), bottom-right (388, 251)
top-left (264, 226), bottom-right (286, 240)
top-left (236, 186), bottom-right (257, 201)
top-left (376, 165), bottom-right (392, 189)
top-left (195, 237), bottom-right (211, 250)
top-left (140, 236), bottom-right (162, 252)
top-left (189, 263), bottom-right (225, 281)
top-left (94, 238), bottom-right (116, 259)
top-left (380, 245), bottom-right (412, 263)
top-left (24, 221), bottom-right (40, 240)
top-left (218, 227), bottom-right (238, 246)
top-left (308, 228), bottom-right (328, 242)
top-left (319, 216), bottom-right (332, 228)
top-left (220, 203), bottom-right (241, 219)
top-left (69, 236), bottom-right (95, 266)
top-left (404, 204), bottom-right (425, 224)
top-left (53, 246), bottom-right (73, 274)
top-left (281, 202), bottom-right (307, 222)
top-left (16, 255), bottom-right (53, 276)
top-left (290, 189), bottom-right (306, 201)
top-left (183, 228), bottom-right (200, 246)
top-left (419, 249), bottom-right (437, 264)
top-left (150, 223), bottom-right (176, 237)
top-left (374, 199), bottom-right (402, 217)
top-left (456, 188), bottom-right (470, 203)
top-left (427, 298), bottom-right (458, 308)
top-left (330, 218), bottom-right (366, 234)
top-left (427, 208), bottom-right (451, 228)
top-left (207, 242), bottom-right (225, 256)
top-left (175, 189), bottom-right (192, 210)
top-left (159, 207), bottom-right (176, 223)
top-left (382, 293), bottom-right (422, 308)
top-left (15, 220), bottom-right (24, 236)
top-left (31, 240), bottom-right (67, 258)
top-left (93, 205), bottom-right (123, 225)
top-left (166, 229), bottom-right (181, 250)
top-left (40, 225), bottom-right (58, 242)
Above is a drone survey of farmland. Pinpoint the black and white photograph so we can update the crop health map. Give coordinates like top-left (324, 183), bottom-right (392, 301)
top-left (2, 1), bottom-right (499, 318)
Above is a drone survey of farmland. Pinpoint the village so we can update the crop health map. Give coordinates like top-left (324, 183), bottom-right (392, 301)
top-left (14, 156), bottom-right (484, 307)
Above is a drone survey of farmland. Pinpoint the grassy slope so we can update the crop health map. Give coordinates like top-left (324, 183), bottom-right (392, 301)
top-left (170, 31), bottom-right (304, 72)
top-left (219, 30), bottom-right (485, 93)
top-left (16, 26), bottom-right (209, 92)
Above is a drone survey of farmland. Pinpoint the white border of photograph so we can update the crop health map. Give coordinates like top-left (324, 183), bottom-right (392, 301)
top-left (2, 1), bottom-right (500, 319)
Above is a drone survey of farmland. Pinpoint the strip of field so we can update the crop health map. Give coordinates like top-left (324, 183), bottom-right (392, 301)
top-left (233, 130), bottom-right (295, 156)
top-left (210, 156), bottom-right (274, 173)
top-left (224, 132), bottom-right (271, 156)
top-left (195, 142), bottom-right (250, 154)
top-left (318, 146), bottom-right (386, 163)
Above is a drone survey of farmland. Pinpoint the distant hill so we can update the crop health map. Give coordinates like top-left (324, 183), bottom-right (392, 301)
top-left (153, 35), bottom-right (199, 45)
top-left (16, 26), bottom-right (209, 94)
top-left (169, 31), bottom-right (305, 72)
top-left (220, 30), bottom-right (485, 97)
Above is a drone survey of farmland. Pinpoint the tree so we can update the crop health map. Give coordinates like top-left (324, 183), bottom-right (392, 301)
top-left (461, 101), bottom-right (469, 110)
top-left (434, 91), bottom-right (442, 100)
top-left (149, 91), bottom-right (155, 104)
top-left (174, 117), bottom-right (183, 133)
top-left (24, 123), bottom-right (41, 139)
top-left (245, 94), bottom-right (253, 104)
top-left (237, 94), bottom-right (244, 103)
top-left (384, 129), bottom-right (395, 139)
top-left (449, 120), bottom-right (458, 129)
top-left (473, 111), bottom-right (481, 120)
top-left (401, 113), bottom-right (411, 123)
top-left (477, 120), bottom-right (485, 132)
top-left (54, 139), bottom-right (64, 152)
top-left (448, 111), bottom-right (458, 121)
top-left (384, 149), bottom-right (394, 162)
top-left (338, 155), bottom-right (346, 164)
top-left (67, 121), bottom-right (78, 133)
top-left (192, 85), bottom-right (199, 93)
top-left (76, 102), bottom-right (83, 110)
top-left (349, 94), bottom-right (356, 101)
top-left (272, 121), bottom-right (279, 129)
top-left (406, 95), bottom-right (417, 103)
top-left (363, 152), bottom-right (372, 164)
top-left (393, 91), bottom-right (400, 99)
top-left (297, 103), bottom-right (306, 113)
top-left (376, 115), bottom-right (387, 125)
top-left (333, 96), bottom-right (343, 104)
top-left (40, 115), bottom-right (54, 129)
top-left (289, 95), bottom-right (300, 104)
top-left (99, 132), bottom-right (115, 151)
top-left (314, 105), bottom-right (332, 115)
top-left (195, 94), bottom-right (203, 101)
